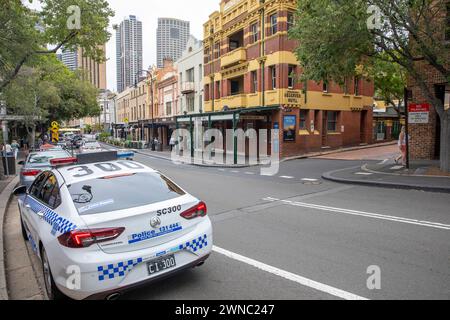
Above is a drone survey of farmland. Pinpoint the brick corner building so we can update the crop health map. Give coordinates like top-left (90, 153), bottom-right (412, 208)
top-left (198, 0), bottom-right (374, 159)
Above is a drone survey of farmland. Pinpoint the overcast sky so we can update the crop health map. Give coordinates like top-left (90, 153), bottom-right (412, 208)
top-left (105, 0), bottom-right (218, 92)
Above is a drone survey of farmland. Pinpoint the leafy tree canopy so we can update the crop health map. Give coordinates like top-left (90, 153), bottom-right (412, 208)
top-left (0, 0), bottom-right (114, 90)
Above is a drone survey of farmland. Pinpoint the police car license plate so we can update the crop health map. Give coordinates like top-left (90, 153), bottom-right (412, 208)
top-left (147, 255), bottom-right (176, 275)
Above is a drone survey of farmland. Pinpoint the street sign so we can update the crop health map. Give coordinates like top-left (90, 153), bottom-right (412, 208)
top-left (408, 103), bottom-right (430, 124)
top-left (50, 121), bottom-right (59, 143)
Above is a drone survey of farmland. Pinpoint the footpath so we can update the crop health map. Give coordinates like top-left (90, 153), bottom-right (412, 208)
top-left (323, 159), bottom-right (450, 193)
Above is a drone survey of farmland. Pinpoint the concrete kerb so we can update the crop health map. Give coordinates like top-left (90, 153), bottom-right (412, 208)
top-left (0, 176), bottom-right (19, 300)
top-left (322, 166), bottom-right (450, 194)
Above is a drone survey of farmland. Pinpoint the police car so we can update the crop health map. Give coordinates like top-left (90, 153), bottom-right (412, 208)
top-left (14, 151), bottom-right (212, 300)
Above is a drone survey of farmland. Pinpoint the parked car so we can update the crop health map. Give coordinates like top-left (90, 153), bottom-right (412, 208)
top-left (14, 151), bottom-right (212, 300)
top-left (18, 149), bottom-right (71, 189)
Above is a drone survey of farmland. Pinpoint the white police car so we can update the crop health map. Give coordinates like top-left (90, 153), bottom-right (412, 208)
top-left (14, 151), bottom-right (212, 300)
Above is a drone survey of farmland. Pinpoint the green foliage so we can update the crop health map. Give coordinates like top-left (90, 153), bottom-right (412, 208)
top-left (0, 0), bottom-right (114, 90)
top-left (290, 0), bottom-right (449, 105)
top-left (39, 0), bottom-right (113, 62)
top-left (2, 54), bottom-right (101, 126)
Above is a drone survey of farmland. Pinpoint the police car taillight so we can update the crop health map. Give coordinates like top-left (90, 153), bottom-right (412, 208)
top-left (180, 201), bottom-right (207, 220)
top-left (21, 169), bottom-right (42, 177)
top-left (50, 157), bottom-right (78, 167)
top-left (58, 227), bottom-right (125, 248)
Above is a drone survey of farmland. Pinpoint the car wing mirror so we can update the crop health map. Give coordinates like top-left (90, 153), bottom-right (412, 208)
top-left (17, 160), bottom-right (25, 165)
top-left (13, 186), bottom-right (28, 196)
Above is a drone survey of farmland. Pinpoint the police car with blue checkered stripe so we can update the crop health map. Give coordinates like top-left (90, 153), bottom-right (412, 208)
top-left (14, 151), bottom-right (212, 300)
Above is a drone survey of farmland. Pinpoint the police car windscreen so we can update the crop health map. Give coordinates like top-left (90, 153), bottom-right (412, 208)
top-left (68, 172), bottom-right (186, 215)
top-left (28, 151), bottom-right (70, 165)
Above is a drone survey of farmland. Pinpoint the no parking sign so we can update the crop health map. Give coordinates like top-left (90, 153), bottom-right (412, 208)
top-left (408, 104), bottom-right (430, 124)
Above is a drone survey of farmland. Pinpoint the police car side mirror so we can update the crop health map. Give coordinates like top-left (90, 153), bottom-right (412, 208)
top-left (13, 186), bottom-right (27, 196)
top-left (17, 160), bottom-right (25, 166)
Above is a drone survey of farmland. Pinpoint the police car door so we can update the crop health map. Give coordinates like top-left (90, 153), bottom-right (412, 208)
top-left (23, 172), bottom-right (50, 252)
top-left (27, 173), bottom-right (63, 252)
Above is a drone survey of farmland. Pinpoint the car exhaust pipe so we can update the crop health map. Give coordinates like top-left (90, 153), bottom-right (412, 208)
top-left (105, 292), bottom-right (121, 301)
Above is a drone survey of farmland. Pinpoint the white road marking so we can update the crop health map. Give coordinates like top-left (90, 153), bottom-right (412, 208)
top-left (213, 246), bottom-right (368, 300)
top-left (245, 172), bottom-right (255, 175)
top-left (265, 199), bottom-right (450, 230)
top-left (231, 170), bottom-right (240, 173)
top-left (280, 176), bottom-right (294, 179)
top-left (301, 178), bottom-right (319, 182)
top-left (218, 169), bottom-right (226, 172)
top-left (354, 172), bottom-right (374, 176)
top-left (390, 165), bottom-right (404, 170)
top-left (378, 159), bottom-right (389, 165)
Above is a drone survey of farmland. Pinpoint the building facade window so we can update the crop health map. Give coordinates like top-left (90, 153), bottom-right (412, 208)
top-left (214, 42), bottom-right (220, 59)
top-left (216, 81), bottom-right (221, 98)
top-left (327, 111), bottom-right (338, 132)
top-left (270, 13), bottom-right (278, 35)
top-left (270, 66), bottom-right (276, 89)
top-left (166, 101), bottom-right (172, 115)
top-left (354, 77), bottom-right (360, 96)
top-left (205, 84), bottom-right (210, 100)
top-left (300, 110), bottom-right (308, 130)
top-left (187, 95), bottom-right (195, 112)
top-left (186, 68), bottom-right (194, 82)
top-left (288, 65), bottom-right (296, 89)
top-left (251, 70), bottom-right (258, 93)
top-left (250, 22), bottom-right (258, 43)
top-left (287, 11), bottom-right (295, 31)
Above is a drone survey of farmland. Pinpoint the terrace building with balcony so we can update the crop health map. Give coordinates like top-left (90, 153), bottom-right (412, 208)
top-left (176, 36), bottom-right (204, 116)
top-left (153, 58), bottom-right (179, 149)
top-left (192, 0), bottom-right (374, 161)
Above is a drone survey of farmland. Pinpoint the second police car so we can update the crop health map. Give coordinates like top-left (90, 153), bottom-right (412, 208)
top-left (14, 151), bottom-right (212, 300)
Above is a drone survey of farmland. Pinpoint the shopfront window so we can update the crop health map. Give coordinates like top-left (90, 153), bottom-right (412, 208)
top-left (300, 110), bottom-right (308, 130)
top-left (327, 111), bottom-right (338, 132)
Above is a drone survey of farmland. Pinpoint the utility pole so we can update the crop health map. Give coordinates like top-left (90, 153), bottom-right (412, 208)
top-left (404, 87), bottom-right (412, 169)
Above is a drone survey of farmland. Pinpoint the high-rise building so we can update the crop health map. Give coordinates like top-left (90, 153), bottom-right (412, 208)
top-left (60, 46), bottom-right (107, 90)
top-left (157, 18), bottom-right (190, 68)
top-left (115, 15), bottom-right (143, 93)
top-left (60, 48), bottom-right (78, 71)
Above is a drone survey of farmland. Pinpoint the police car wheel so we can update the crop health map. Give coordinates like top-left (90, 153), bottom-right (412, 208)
top-left (41, 247), bottom-right (65, 300)
top-left (20, 213), bottom-right (28, 241)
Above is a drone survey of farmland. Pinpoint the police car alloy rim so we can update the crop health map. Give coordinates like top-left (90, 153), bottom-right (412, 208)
top-left (42, 250), bottom-right (53, 298)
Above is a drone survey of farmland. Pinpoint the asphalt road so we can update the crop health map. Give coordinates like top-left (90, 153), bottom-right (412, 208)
top-left (109, 151), bottom-right (450, 300)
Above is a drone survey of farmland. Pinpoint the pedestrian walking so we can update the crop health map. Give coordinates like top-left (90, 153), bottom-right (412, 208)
top-left (395, 126), bottom-right (407, 166)
top-left (169, 136), bottom-right (175, 151)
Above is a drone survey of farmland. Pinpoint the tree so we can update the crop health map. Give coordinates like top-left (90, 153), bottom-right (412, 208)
top-left (290, 0), bottom-right (450, 171)
top-left (0, 0), bottom-right (113, 90)
top-left (371, 53), bottom-right (407, 113)
top-left (2, 66), bottom-right (59, 145)
top-left (2, 55), bottom-right (101, 143)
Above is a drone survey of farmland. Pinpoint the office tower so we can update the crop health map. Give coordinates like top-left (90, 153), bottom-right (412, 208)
top-left (157, 18), bottom-right (190, 68)
top-left (60, 46), bottom-right (107, 90)
top-left (115, 15), bottom-right (143, 93)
